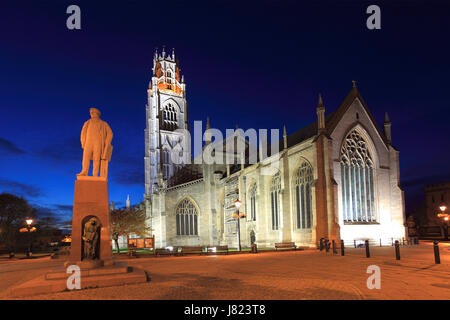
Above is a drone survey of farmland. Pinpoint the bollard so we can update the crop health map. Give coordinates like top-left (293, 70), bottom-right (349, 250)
top-left (340, 240), bottom-right (345, 256)
top-left (395, 240), bottom-right (400, 260)
top-left (354, 240), bottom-right (356, 248)
top-left (433, 241), bottom-right (440, 264)
top-left (365, 240), bottom-right (370, 258)
top-left (332, 240), bottom-right (337, 254)
top-left (380, 238), bottom-right (382, 247)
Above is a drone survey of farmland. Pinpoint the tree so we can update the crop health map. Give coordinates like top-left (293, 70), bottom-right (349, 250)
top-left (110, 202), bottom-right (151, 253)
top-left (0, 193), bottom-right (34, 253)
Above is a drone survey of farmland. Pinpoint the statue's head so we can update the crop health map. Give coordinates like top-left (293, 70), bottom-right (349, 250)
top-left (89, 108), bottom-right (101, 119)
top-left (88, 217), bottom-right (98, 226)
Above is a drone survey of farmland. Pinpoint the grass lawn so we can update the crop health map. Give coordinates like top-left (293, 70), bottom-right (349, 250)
top-left (0, 251), bottom-right (54, 259)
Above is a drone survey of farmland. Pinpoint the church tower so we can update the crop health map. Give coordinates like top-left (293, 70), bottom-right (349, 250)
top-left (145, 47), bottom-right (190, 196)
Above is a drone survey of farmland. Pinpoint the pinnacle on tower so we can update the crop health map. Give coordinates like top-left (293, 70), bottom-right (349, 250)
top-left (352, 80), bottom-right (357, 88)
top-left (283, 125), bottom-right (288, 149)
top-left (316, 93), bottom-right (326, 132)
top-left (205, 116), bottom-right (212, 146)
top-left (317, 93), bottom-right (324, 109)
top-left (384, 112), bottom-right (392, 144)
top-left (384, 112), bottom-right (391, 124)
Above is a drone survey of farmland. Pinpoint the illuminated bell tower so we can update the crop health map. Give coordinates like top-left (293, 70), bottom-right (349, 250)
top-left (145, 47), bottom-right (190, 196)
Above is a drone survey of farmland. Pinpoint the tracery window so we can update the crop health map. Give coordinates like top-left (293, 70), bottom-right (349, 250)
top-left (294, 162), bottom-right (313, 229)
top-left (162, 104), bottom-right (177, 130)
top-left (176, 198), bottom-right (198, 235)
top-left (249, 184), bottom-right (257, 221)
top-left (340, 129), bottom-right (375, 223)
top-left (270, 173), bottom-right (281, 230)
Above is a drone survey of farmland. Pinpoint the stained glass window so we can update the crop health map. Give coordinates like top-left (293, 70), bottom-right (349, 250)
top-left (340, 130), bottom-right (375, 222)
top-left (176, 198), bottom-right (198, 235)
top-left (271, 173), bottom-right (281, 230)
top-left (294, 162), bottom-right (313, 229)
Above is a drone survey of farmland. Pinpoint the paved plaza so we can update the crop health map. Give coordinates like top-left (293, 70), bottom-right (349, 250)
top-left (0, 241), bottom-right (448, 300)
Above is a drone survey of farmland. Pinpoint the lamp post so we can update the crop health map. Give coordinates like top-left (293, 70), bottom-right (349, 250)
top-left (438, 204), bottom-right (449, 241)
top-left (234, 199), bottom-right (246, 251)
top-left (25, 219), bottom-right (34, 257)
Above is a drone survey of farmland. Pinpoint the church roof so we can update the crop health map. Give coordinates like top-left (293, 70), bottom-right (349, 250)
top-left (279, 85), bottom-right (389, 151)
top-left (165, 85), bottom-right (391, 189)
top-left (279, 111), bottom-right (336, 151)
top-left (166, 163), bottom-right (203, 188)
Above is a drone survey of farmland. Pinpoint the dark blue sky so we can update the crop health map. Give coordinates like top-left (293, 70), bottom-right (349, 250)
top-left (0, 0), bottom-right (449, 225)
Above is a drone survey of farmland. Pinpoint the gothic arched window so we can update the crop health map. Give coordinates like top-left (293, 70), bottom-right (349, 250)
top-left (340, 129), bottom-right (375, 223)
top-left (270, 173), bottom-right (281, 230)
top-left (163, 104), bottom-right (178, 130)
top-left (176, 198), bottom-right (198, 236)
top-left (294, 161), bottom-right (313, 229)
top-left (249, 184), bottom-right (257, 221)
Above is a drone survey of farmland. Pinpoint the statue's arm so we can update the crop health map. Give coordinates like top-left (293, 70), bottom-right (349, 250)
top-left (105, 122), bottom-right (113, 145)
top-left (80, 121), bottom-right (89, 149)
top-left (102, 122), bottom-right (113, 159)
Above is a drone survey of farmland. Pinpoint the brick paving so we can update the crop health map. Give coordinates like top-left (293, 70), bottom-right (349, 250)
top-left (0, 242), bottom-right (449, 300)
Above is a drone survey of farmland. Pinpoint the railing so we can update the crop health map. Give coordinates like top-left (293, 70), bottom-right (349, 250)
top-left (340, 237), bottom-right (419, 248)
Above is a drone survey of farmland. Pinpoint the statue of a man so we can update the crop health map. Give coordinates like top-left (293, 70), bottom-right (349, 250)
top-left (78, 108), bottom-right (113, 178)
top-left (82, 217), bottom-right (100, 260)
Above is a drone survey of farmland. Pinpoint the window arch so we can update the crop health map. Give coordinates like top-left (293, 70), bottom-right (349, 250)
top-left (270, 173), bottom-right (281, 230)
top-left (340, 129), bottom-right (375, 223)
top-left (294, 161), bottom-right (313, 229)
top-left (162, 103), bottom-right (178, 130)
top-left (249, 184), bottom-right (257, 221)
top-left (176, 198), bottom-right (198, 235)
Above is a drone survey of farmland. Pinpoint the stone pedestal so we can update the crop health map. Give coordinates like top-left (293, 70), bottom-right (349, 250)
top-left (68, 176), bottom-right (112, 265)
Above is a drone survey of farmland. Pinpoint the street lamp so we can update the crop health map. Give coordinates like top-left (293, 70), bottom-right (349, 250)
top-left (20, 219), bottom-right (36, 257)
top-left (233, 199), bottom-right (246, 251)
top-left (437, 204), bottom-right (449, 241)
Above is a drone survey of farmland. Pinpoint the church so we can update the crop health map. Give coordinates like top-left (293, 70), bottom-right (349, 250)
top-left (144, 49), bottom-right (406, 249)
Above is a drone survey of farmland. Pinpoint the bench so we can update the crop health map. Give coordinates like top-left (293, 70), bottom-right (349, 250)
top-left (155, 247), bottom-right (178, 256)
top-left (180, 246), bottom-right (204, 255)
top-left (275, 242), bottom-right (297, 251)
top-left (206, 245), bottom-right (229, 255)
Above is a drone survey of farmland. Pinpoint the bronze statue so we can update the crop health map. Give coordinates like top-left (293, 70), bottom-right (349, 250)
top-left (82, 217), bottom-right (100, 260)
top-left (78, 108), bottom-right (113, 178)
